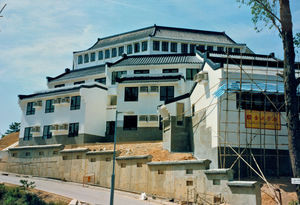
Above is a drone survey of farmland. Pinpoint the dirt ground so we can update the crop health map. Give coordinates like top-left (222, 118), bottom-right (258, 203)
top-left (4, 182), bottom-right (72, 204)
top-left (261, 177), bottom-right (298, 205)
top-left (65, 141), bottom-right (195, 162)
top-left (0, 132), bottom-right (19, 150)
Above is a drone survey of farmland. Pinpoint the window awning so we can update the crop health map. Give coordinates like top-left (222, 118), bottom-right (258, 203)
top-left (214, 82), bottom-right (300, 98)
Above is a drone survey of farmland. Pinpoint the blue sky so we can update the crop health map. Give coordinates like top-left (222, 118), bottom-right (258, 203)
top-left (0, 0), bottom-right (299, 135)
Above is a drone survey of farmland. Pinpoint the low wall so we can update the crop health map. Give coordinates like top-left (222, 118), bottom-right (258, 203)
top-left (0, 146), bottom-right (261, 205)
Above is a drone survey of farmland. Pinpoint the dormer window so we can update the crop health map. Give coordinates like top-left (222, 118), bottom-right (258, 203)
top-left (78, 55), bottom-right (83, 64)
top-left (112, 48), bottom-right (117, 57)
top-left (90, 52), bottom-right (96, 61)
top-left (127, 45), bottom-right (133, 54)
top-left (98, 51), bottom-right (103, 60)
top-left (105, 49), bottom-right (110, 59)
top-left (84, 54), bottom-right (89, 63)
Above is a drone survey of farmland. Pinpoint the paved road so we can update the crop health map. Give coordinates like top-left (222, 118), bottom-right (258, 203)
top-left (0, 172), bottom-right (173, 205)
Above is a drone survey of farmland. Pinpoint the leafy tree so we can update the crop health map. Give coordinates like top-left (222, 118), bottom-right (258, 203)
top-left (238, 0), bottom-right (300, 202)
top-left (4, 122), bottom-right (20, 135)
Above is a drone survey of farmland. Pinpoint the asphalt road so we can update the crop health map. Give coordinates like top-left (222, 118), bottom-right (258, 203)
top-left (0, 172), bottom-right (172, 205)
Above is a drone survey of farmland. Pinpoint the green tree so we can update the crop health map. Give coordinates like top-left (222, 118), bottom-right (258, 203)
top-left (238, 0), bottom-right (300, 202)
top-left (4, 122), bottom-right (20, 135)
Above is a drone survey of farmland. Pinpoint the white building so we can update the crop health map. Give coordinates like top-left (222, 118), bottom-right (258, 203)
top-left (17, 25), bottom-right (296, 177)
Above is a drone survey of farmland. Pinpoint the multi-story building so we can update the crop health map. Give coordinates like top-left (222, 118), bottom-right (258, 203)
top-left (18, 25), bottom-right (296, 178)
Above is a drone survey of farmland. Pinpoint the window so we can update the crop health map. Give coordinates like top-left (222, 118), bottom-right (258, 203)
top-left (25, 152), bottom-right (31, 157)
top-left (43, 125), bottom-right (52, 139)
top-left (54, 84), bottom-right (65, 88)
top-left (95, 78), bottom-right (106, 84)
top-left (90, 52), bottom-right (96, 61)
top-left (127, 44), bottom-right (133, 54)
top-left (45, 100), bottom-right (54, 113)
top-left (186, 68), bottom-right (200, 80)
top-left (78, 55), bottom-right (83, 64)
top-left (70, 96), bottom-right (81, 110)
top-left (53, 151), bottom-right (58, 155)
top-left (139, 115), bottom-right (148, 121)
top-left (186, 181), bottom-right (193, 186)
top-left (171, 42), bottom-right (177, 52)
top-left (160, 86), bottom-right (174, 101)
top-left (74, 81), bottom-right (85, 85)
top-left (105, 49), bottom-right (110, 59)
top-left (158, 170), bottom-right (164, 174)
top-left (153, 41), bottom-right (160, 51)
top-left (134, 70), bottom-right (149, 74)
top-left (190, 44), bottom-right (196, 53)
top-left (198, 45), bottom-right (205, 52)
top-left (213, 179), bottom-right (221, 185)
top-left (163, 68), bottom-right (178, 73)
top-left (118, 46), bottom-right (124, 56)
top-left (121, 163), bottom-right (126, 168)
top-left (26, 102), bottom-right (35, 115)
top-left (137, 163), bottom-right (142, 167)
top-left (123, 115), bottom-right (137, 130)
top-left (217, 47), bottom-right (224, 52)
top-left (84, 54), bottom-right (89, 63)
top-left (207, 46), bottom-right (213, 51)
top-left (150, 86), bottom-right (159, 92)
top-left (68, 122), bottom-right (79, 137)
top-left (108, 95), bottom-right (117, 106)
top-left (90, 158), bottom-right (96, 162)
top-left (142, 41), bottom-right (148, 51)
top-left (140, 86), bottom-right (148, 93)
top-left (106, 121), bottom-right (115, 136)
top-left (12, 153), bottom-right (17, 157)
top-left (39, 151), bottom-right (44, 156)
top-left (226, 47), bottom-right (233, 53)
top-left (181, 43), bottom-right (188, 53)
top-left (76, 155), bottom-right (81, 159)
top-left (186, 169), bottom-right (193, 174)
top-left (24, 127), bottom-right (32, 141)
top-left (162, 41), bottom-right (169, 52)
top-left (234, 48), bottom-right (241, 53)
top-left (98, 51), bottom-right (103, 60)
top-left (105, 157), bottom-right (111, 161)
top-left (134, 42), bottom-right (140, 53)
top-left (149, 115), bottom-right (158, 121)
top-left (111, 71), bottom-right (127, 85)
top-left (62, 156), bottom-right (68, 160)
top-left (176, 103), bottom-right (184, 126)
top-left (124, 87), bottom-right (138, 101)
top-left (112, 48), bottom-right (117, 57)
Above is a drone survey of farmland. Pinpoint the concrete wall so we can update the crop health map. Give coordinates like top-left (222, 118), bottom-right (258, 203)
top-left (0, 148), bottom-right (261, 205)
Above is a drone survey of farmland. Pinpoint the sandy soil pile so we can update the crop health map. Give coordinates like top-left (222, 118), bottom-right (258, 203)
top-left (0, 132), bottom-right (19, 150)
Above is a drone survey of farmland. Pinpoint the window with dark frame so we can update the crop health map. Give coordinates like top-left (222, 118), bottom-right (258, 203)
top-left (207, 46), bottom-right (214, 51)
top-left (127, 44), bottom-right (133, 54)
top-left (134, 70), bottom-right (149, 74)
top-left (234, 48), bottom-right (241, 53)
top-left (163, 68), bottom-right (178, 73)
top-left (43, 125), bottom-right (52, 139)
top-left (84, 54), bottom-right (89, 63)
top-left (111, 71), bottom-right (127, 85)
top-left (134, 42), bottom-right (140, 53)
top-left (74, 81), bottom-right (85, 85)
top-left (45, 99), bottom-right (54, 113)
top-left (90, 52), bottom-right (96, 61)
top-left (160, 86), bottom-right (174, 101)
top-left (124, 87), bottom-right (138, 101)
top-left (171, 42), bottom-right (177, 52)
top-left (26, 102), bottom-right (35, 115)
top-left (142, 41), bottom-right (148, 51)
top-left (198, 45), bottom-right (205, 52)
top-left (153, 41), bottom-right (160, 51)
top-left (95, 78), bottom-right (106, 84)
top-left (186, 68), bottom-right (200, 80)
top-left (162, 41), bottom-right (169, 52)
top-left (190, 44), bottom-right (196, 53)
top-left (118, 46), bottom-right (124, 56)
top-left (70, 96), bottom-right (81, 110)
top-left (68, 122), bottom-right (79, 137)
top-left (25, 152), bottom-right (31, 157)
top-left (181, 43), bottom-right (188, 53)
top-left (123, 115), bottom-right (137, 130)
top-left (121, 163), bottom-right (126, 168)
top-left (112, 48), bottom-right (117, 57)
top-left (54, 84), bottom-right (65, 88)
top-left (217, 47), bottom-right (224, 52)
top-left (78, 55), bottom-right (83, 64)
top-left (105, 49), bottom-right (110, 59)
top-left (24, 127), bottom-right (32, 141)
top-left (98, 51), bottom-right (103, 60)
top-left (226, 47), bottom-right (233, 53)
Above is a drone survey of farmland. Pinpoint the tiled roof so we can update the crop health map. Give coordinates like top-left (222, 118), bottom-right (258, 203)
top-left (18, 84), bottom-right (107, 100)
top-left (110, 54), bottom-right (203, 67)
top-left (79, 25), bottom-right (238, 52)
top-left (47, 64), bottom-right (105, 83)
